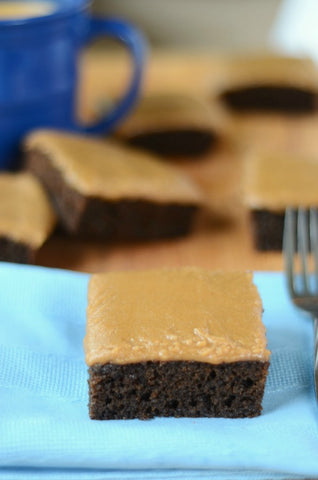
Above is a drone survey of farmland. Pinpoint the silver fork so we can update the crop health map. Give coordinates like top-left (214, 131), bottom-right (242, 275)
top-left (283, 207), bottom-right (318, 401)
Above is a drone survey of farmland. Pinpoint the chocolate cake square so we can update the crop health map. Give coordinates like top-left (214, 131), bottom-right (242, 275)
top-left (84, 268), bottom-right (270, 420)
top-left (0, 172), bottom-right (56, 264)
top-left (24, 130), bottom-right (202, 240)
top-left (217, 55), bottom-right (318, 113)
top-left (117, 94), bottom-right (223, 158)
top-left (243, 152), bottom-right (318, 250)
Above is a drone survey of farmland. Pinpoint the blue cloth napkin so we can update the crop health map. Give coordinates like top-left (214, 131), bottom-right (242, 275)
top-left (1, 263), bottom-right (318, 480)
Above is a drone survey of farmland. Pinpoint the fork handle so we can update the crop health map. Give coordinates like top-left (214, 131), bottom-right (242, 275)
top-left (315, 317), bottom-right (318, 401)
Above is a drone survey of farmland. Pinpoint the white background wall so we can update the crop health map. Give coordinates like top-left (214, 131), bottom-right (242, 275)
top-left (93, 0), bottom-right (282, 51)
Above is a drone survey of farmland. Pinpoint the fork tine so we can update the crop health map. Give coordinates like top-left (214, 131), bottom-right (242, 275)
top-left (314, 318), bottom-right (318, 399)
top-left (309, 208), bottom-right (318, 399)
top-left (284, 208), bottom-right (318, 402)
top-left (310, 208), bottom-right (318, 290)
top-left (297, 207), bottom-right (310, 294)
top-left (283, 207), bottom-right (297, 297)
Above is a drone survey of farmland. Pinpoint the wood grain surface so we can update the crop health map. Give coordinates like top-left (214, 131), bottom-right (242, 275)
top-left (37, 50), bottom-right (318, 274)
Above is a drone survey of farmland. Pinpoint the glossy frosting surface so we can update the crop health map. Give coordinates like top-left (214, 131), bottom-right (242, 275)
top-left (244, 153), bottom-right (318, 211)
top-left (26, 130), bottom-right (202, 204)
top-left (84, 268), bottom-right (270, 366)
top-left (0, 172), bottom-right (56, 246)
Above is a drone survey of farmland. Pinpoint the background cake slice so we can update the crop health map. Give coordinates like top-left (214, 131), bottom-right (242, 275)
top-left (84, 267), bottom-right (270, 420)
top-left (0, 172), bottom-right (56, 264)
top-left (25, 130), bottom-right (203, 240)
top-left (243, 152), bottom-right (318, 250)
top-left (116, 94), bottom-right (223, 158)
top-left (217, 55), bottom-right (318, 113)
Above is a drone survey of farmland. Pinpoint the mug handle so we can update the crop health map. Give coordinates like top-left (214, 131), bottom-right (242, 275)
top-left (75, 17), bottom-right (147, 135)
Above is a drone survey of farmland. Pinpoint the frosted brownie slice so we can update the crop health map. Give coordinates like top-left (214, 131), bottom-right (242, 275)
top-left (117, 94), bottom-right (222, 158)
top-left (25, 130), bottom-right (202, 240)
top-left (217, 55), bottom-right (318, 113)
top-left (84, 268), bottom-right (270, 420)
top-left (244, 152), bottom-right (318, 250)
top-left (0, 172), bottom-right (56, 263)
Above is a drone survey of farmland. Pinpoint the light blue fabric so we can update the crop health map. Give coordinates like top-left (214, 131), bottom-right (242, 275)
top-left (1, 263), bottom-right (318, 480)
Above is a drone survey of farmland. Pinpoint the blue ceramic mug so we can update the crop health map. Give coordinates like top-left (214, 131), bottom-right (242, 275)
top-left (0, 0), bottom-right (147, 169)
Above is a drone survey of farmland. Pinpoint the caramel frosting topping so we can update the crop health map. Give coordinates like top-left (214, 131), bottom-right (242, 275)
top-left (219, 54), bottom-right (318, 91)
top-left (118, 94), bottom-right (222, 135)
top-left (25, 130), bottom-right (202, 204)
top-left (0, 172), bottom-right (56, 247)
top-left (244, 152), bottom-right (318, 211)
top-left (84, 268), bottom-right (270, 366)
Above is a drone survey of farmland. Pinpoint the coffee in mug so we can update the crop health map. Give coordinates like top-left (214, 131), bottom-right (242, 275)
top-left (0, 1), bottom-right (55, 19)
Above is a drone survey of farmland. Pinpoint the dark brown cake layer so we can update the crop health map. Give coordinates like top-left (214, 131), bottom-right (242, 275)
top-left (26, 150), bottom-right (198, 240)
top-left (125, 129), bottom-right (216, 158)
top-left (0, 236), bottom-right (34, 264)
top-left (251, 210), bottom-right (285, 251)
top-left (220, 85), bottom-right (317, 113)
top-left (88, 360), bottom-right (269, 420)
